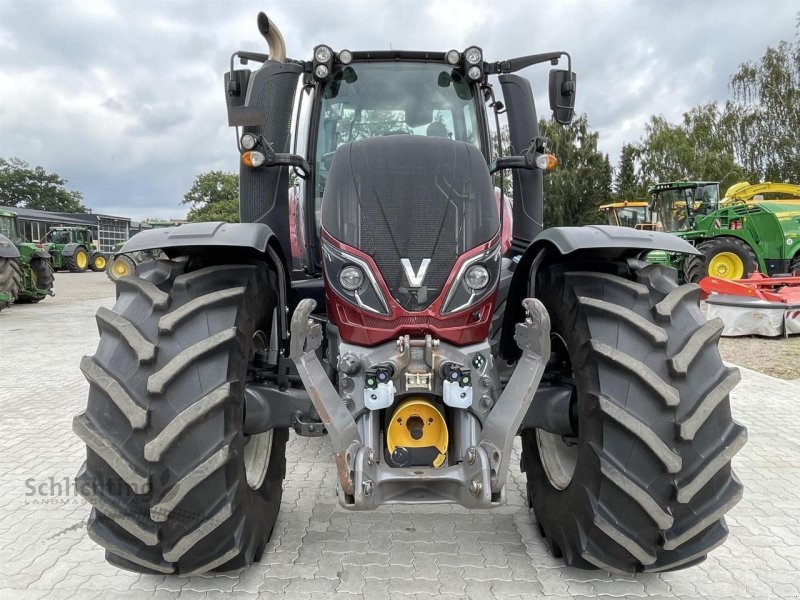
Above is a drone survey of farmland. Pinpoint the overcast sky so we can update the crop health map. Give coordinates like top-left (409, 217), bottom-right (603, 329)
top-left (0, 0), bottom-right (797, 220)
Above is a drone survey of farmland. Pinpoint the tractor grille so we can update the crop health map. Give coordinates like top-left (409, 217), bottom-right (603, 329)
top-left (362, 313), bottom-right (473, 329)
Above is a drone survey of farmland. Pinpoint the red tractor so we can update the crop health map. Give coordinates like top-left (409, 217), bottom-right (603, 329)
top-left (74, 13), bottom-right (745, 576)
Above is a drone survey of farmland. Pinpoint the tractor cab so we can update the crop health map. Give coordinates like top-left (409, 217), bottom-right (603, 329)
top-left (0, 210), bottom-right (24, 244)
top-left (226, 31), bottom-right (577, 277)
top-left (43, 227), bottom-right (94, 246)
top-left (648, 180), bottom-right (720, 232)
top-left (599, 201), bottom-right (653, 229)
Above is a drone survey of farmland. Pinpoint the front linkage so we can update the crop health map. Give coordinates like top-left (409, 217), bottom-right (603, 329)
top-left (289, 297), bottom-right (550, 509)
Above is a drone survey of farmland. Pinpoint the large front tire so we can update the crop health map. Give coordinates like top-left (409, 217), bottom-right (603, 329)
top-left (107, 255), bottom-right (137, 281)
top-left (684, 237), bottom-right (758, 282)
top-left (522, 262), bottom-right (746, 573)
top-left (73, 258), bottom-right (287, 575)
top-left (91, 253), bottom-right (107, 272)
top-left (0, 257), bottom-right (23, 304)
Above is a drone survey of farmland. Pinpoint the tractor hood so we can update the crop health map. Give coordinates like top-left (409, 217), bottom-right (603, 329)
top-left (320, 136), bottom-right (500, 311)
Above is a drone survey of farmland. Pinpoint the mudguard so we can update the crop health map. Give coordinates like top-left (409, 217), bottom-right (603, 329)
top-left (16, 243), bottom-right (48, 261)
top-left (0, 234), bottom-right (20, 258)
top-left (119, 221), bottom-right (280, 258)
top-left (60, 243), bottom-right (80, 257)
top-left (499, 225), bottom-right (699, 360)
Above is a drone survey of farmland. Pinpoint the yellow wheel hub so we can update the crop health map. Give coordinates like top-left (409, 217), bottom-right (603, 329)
top-left (76, 251), bottom-right (88, 270)
top-left (112, 260), bottom-right (130, 277)
top-left (31, 268), bottom-right (38, 286)
top-left (708, 251), bottom-right (744, 279)
top-left (94, 256), bottom-right (106, 270)
top-left (387, 398), bottom-right (448, 468)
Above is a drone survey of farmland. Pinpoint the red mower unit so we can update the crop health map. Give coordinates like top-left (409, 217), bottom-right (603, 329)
top-left (73, 12), bottom-right (746, 576)
top-left (701, 272), bottom-right (800, 336)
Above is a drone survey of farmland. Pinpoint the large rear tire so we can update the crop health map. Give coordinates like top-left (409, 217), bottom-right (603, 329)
top-left (0, 257), bottom-right (23, 304)
top-left (67, 247), bottom-right (90, 273)
top-left (15, 257), bottom-right (54, 304)
top-left (74, 258), bottom-right (287, 575)
top-left (790, 256), bottom-right (800, 275)
top-left (521, 261), bottom-right (746, 573)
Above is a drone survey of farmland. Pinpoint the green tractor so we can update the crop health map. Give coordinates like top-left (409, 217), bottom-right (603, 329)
top-left (0, 209), bottom-right (55, 303)
top-left (106, 221), bottom-right (175, 281)
top-left (42, 226), bottom-right (107, 273)
top-left (647, 180), bottom-right (800, 282)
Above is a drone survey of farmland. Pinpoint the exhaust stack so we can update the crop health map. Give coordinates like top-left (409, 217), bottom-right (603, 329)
top-left (256, 12), bottom-right (286, 62)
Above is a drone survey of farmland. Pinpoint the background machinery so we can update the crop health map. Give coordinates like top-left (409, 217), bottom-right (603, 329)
top-left (0, 233), bottom-right (19, 312)
top-left (0, 209), bottom-right (54, 303)
top-left (106, 221), bottom-right (176, 281)
top-left (42, 226), bottom-right (106, 273)
top-left (73, 12), bottom-right (745, 576)
top-left (600, 200), bottom-right (653, 229)
top-left (648, 180), bottom-right (800, 282)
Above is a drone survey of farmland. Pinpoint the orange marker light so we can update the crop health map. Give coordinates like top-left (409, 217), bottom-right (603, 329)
top-left (241, 151), bottom-right (266, 168)
top-left (535, 153), bottom-right (558, 171)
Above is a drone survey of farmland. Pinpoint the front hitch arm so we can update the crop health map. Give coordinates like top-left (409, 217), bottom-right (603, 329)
top-left (479, 298), bottom-right (550, 493)
top-left (289, 299), bottom-right (361, 495)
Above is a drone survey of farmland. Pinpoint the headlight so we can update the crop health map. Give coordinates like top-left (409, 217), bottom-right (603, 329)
top-left (465, 265), bottom-right (490, 290)
top-left (467, 66), bottom-right (482, 81)
top-left (441, 244), bottom-right (501, 315)
top-left (314, 64), bottom-right (330, 79)
top-left (240, 133), bottom-right (257, 150)
top-left (464, 46), bottom-right (482, 65)
top-left (338, 49), bottom-right (353, 65)
top-left (339, 265), bottom-right (364, 291)
top-left (314, 45), bottom-right (333, 63)
top-left (446, 50), bottom-right (461, 65)
top-left (322, 241), bottom-right (389, 315)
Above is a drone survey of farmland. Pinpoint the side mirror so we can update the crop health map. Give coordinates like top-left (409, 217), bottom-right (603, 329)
top-left (224, 69), bottom-right (265, 127)
top-left (548, 69), bottom-right (576, 125)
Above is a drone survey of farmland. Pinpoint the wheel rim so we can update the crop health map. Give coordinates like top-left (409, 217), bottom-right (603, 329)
top-left (244, 330), bottom-right (273, 490)
top-left (708, 251), bottom-right (744, 279)
top-left (76, 252), bottom-right (88, 269)
top-left (112, 260), bottom-right (130, 278)
top-left (536, 333), bottom-right (578, 491)
top-left (95, 256), bottom-right (106, 270)
top-left (31, 267), bottom-right (38, 286)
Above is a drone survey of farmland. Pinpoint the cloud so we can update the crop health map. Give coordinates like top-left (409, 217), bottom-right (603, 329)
top-left (0, 0), bottom-right (797, 219)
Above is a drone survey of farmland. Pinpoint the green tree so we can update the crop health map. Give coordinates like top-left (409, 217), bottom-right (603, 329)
top-left (490, 116), bottom-right (611, 226)
top-left (725, 39), bottom-right (800, 182)
top-left (614, 143), bottom-right (646, 200)
top-left (0, 157), bottom-right (86, 212)
top-left (182, 171), bottom-right (240, 223)
top-left (539, 114), bottom-right (612, 227)
top-left (636, 103), bottom-right (746, 191)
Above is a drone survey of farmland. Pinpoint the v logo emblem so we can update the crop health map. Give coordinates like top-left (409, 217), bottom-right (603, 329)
top-left (400, 258), bottom-right (431, 288)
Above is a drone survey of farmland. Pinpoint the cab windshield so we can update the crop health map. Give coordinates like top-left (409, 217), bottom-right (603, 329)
top-left (652, 183), bottom-right (719, 232)
top-left (314, 62), bottom-right (481, 200)
top-left (0, 216), bottom-right (19, 242)
top-left (49, 231), bottom-right (73, 244)
top-left (610, 205), bottom-right (651, 228)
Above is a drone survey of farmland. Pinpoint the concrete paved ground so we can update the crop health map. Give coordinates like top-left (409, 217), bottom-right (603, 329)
top-left (0, 271), bottom-right (798, 599)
